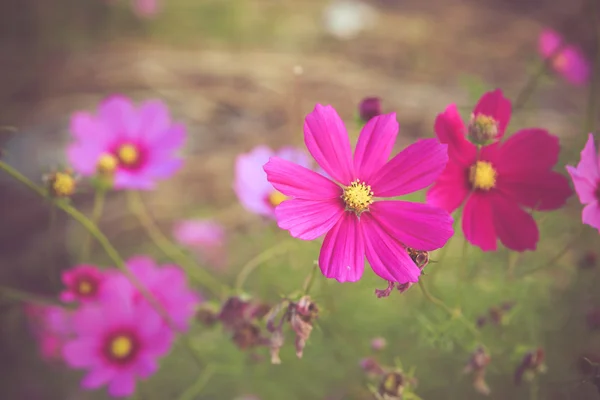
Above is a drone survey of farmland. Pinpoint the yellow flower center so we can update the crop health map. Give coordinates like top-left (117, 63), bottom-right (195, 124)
top-left (268, 190), bottom-right (288, 207)
top-left (117, 144), bottom-right (139, 166)
top-left (97, 153), bottom-right (118, 174)
top-left (342, 179), bottom-right (373, 214)
top-left (78, 280), bottom-right (93, 295)
top-left (467, 114), bottom-right (499, 145)
top-left (109, 335), bottom-right (133, 359)
top-left (469, 161), bottom-right (497, 191)
top-left (51, 172), bottom-right (76, 197)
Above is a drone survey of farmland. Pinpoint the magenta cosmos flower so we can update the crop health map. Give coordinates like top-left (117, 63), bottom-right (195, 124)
top-left (235, 146), bottom-right (311, 218)
top-left (125, 255), bottom-right (201, 331)
top-left (67, 96), bottom-right (185, 190)
top-left (427, 89), bottom-right (572, 252)
top-left (60, 265), bottom-right (110, 303)
top-left (538, 28), bottom-right (590, 86)
top-left (62, 279), bottom-right (173, 397)
top-left (263, 104), bottom-right (454, 285)
top-left (566, 134), bottom-right (600, 231)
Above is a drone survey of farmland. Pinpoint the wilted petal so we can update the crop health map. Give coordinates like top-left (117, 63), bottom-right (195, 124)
top-left (473, 89), bottom-right (512, 139)
top-left (354, 113), bottom-right (398, 182)
top-left (318, 213), bottom-right (365, 282)
top-left (303, 104), bottom-right (354, 184)
top-left (275, 198), bottom-right (345, 240)
top-left (370, 201), bottom-right (453, 251)
top-left (462, 193), bottom-right (497, 251)
top-left (264, 157), bottom-right (343, 200)
top-left (361, 213), bottom-right (421, 283)
top-left (370, 139), bottom-right (448, 197)
top-left (490, 193), bottom-right (539, 251)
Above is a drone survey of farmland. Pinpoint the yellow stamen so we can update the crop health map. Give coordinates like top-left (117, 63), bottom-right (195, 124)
top-left (78, 280), bottom-right (92, 295)
top-left (268, 190), bottom-right (289, 207)
top-left (110, 336), bottom-right (133, 359)
top-left (342, 179), bottom-right (373, 214)
top-left (117, 144), bottom-right (139, 166)
top-left (97, 153), bottom-right (118, 174)
top-left (51, 172), bottom-right (76, 197)
top-left (469, 161), bottom-right (497, 191)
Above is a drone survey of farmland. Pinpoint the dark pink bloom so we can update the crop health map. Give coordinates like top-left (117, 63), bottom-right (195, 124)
top-left (60, 265), bottom-right (108, 303)
top-left (62, 280), bottom-right (173, 397)
top-left (67, 96), bottom-right (185, 190)
top-left (538, 28), bottom-right (590, 86)
top-left (263, 104), bottom-right (453, 285)
top-left (427, 89), bottom-right (572, 252)
top-left (25, 304), bottom-right (72, 362)
top-left (566, 134), bottom-right (600, 231)
top-left (235, 146), bottom-right (311, 218)
top-left (125, 255), bottom-right (202, 331)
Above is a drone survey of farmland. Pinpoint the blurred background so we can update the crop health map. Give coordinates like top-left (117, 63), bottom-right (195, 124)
top-left (0, 0), bottom-right (599, 399)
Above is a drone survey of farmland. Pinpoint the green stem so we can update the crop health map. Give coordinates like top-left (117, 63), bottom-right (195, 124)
top-left (176, 365), bottom-right (216, 400)
top-left (303, 261), bottom-right (318, 295)
top-left (79, 187), bottom-right (106, 262)
top-left (234, 240), bottom-right (296, 293)
top-left (126, 191), bottom-right (227, 299)
top-left (0, 286), bottom-right (68, 308)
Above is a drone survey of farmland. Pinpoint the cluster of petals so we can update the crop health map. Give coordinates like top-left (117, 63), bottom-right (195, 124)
top-left (566, 134), bottom-right (600, 232)
top-left (263, 104), bottom-right (454, 285)
top-left (30, 256), bottom-right (201, 397)
top-left (538, 28), bottom-right (590, 86)
top-left (427, 89), bottom-right (572, 251)
top-left (67, 95), bottom-right (185, 190)
top-left (235, 145), bottom-right (311, 219)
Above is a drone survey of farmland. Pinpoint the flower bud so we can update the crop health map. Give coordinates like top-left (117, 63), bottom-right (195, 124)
top-left (467, 114), bottom-right (499, 146)
top-left (358, 97), bottom-right (381, 123)
top-left (44, 169), bottom-right (77, 198)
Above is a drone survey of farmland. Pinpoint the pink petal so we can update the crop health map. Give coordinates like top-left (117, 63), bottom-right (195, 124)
top-left (560, 47), bottom-right (590, 86)
top-left (234, 146), bottom-right (276, 217)
top-left (583, 202), bottom-right (600, 231)
top-left (303, 104), bottom-right (354, 184)
top-left (538, 28), bottom-right (562, 58)
top-left (275, 198), bottom-right (345, 240)
top-left (82, 368), bottom-right (117, 389)
top-left (135, 355), bottom-right (159, 378)
top-left (472, 89), bottom-right (512, 139)
top-left (108, 371), bottom-right (137, 397)
top-left (67, 144), bottom-right (104, 176)
top-left (70, 112), bottom-right (115, 146)
top-left (63, 339), bottom-right (100, 368)
top-left (490, 193), bottom-right (539, 251)
top-left (567, 166), bottom-right (597, 205)
top-left (264, 156), bottom-right (343, 200)
top-left (369, 201), bottom-right (454, 251)
top-left (148, 124), bottom-right (186, 154)
top-left (98, 96), bottom-right (139, 139)
top-left (497, 170), bottom-right (572, 211)
top-left (72, 305), bottom-right (109, 336)
top-left (145, 327), bottom-right (174, 356)
top-left (361, 213), bottom-right (421, 283)
top-left (353, 113), bottom-right (398, 182)
top-left (462, 193), bottom-right (497, 251)
top-left (574, 134), bottom-right (599, 182)
top-left (426, 160), bottom-right (470, 213)
top-left (143, 157), bottom-right (183, 178)
top-left (434, 104), bottom-right (477, 165)
top-left (495, 129), bottom-right (560, 175)
top-left (136, 100), bottom-right (171, 142)
top-left (113, 170), bottom-right (156, 190)
top-left (276, 146), bottom-right (311, 168)
top-left (318, 213), bottom-right (365, 282)
top-left (370, 139), bottom-right (448, 197)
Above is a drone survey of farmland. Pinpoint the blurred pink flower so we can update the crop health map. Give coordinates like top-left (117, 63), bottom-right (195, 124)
top-left (125, 255), bottom-right (202, 331)
top-left (132, 0), bottom-right (161, 18)
top-left (263, 104), bottom-right (453, 286)
top-left (60, 265), bottom-right (108, 303)
top-left (172, 219), bottom-right (227, 268)
top-left (25, 304), bottom-right (72, 362)
top-left (538, 28), bottom-right (590, 86)
top-left (62, 283), bottom-right (173, 397)
top-left (566, 134), bottom-right (600, 231)
top-left (235, 146), bottom-right (311, 218)
top-left (67, 96), bottom-right (185, 190)
top-left (427, 89), bottom-right (572, 252)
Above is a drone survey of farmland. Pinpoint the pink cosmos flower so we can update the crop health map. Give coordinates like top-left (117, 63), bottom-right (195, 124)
top-left (427, 89), bottom-right (572, 252)
top-left (125, 255), bottom-right (201, 331)
top-left (235, 146), bottom-right (311, 218)
top-left (263, 104), bottom-right (454, 286)
top-left (132, 0), bottom-right (161, 18)
top-left (62, 279), bottom-right (173, 397)
top-left (566, 134), bottom-right (600, 231)
top-left (538, 28), bottom-right (590, 86)
top-left (25, 304), bottom-right (72, 362)
top-left (60, 265), bottom-right (109, 303)
top-left (172, 219), bottom-right (227, 269)
top-left (67, 96), bottom-right (185, 190)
